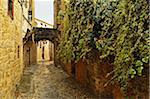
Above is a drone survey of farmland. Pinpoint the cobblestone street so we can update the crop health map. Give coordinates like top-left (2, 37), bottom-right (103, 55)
top-left (15, 61), bottom-right (98, 99)
top-left (1, 0), bottom-right (148, 98)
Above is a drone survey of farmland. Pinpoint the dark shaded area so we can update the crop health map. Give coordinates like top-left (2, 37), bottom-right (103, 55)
top-left (33, 27), bottom-right (59, 43)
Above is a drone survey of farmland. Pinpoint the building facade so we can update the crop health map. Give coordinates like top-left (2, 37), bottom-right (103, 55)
top-left (54, 0), bottom-right (64, 30)
top-left (22, 0), bottom-right (37, 68)
top-left (0, 0), bottom-right (35, 98)
top-left (35, 18), bottom-right (53, 28)
top-left (54, 0), bottom-right (68, 28)
top-left (34, 18), bottom-right (54, 62)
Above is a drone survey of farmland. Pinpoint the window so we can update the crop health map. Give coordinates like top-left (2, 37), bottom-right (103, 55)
top-left (28, 10), bottom-right (32, 21)
top-left (17, 46), bottom-right (20, 58)
top-left (8, 0), bottom-right (14, 19)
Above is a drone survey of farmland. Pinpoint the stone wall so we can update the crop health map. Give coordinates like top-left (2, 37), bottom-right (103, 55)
top-left (23, 40), bottom-right (37, 67)
top-left (54, 0), bottom-right (65, 30)
top-left (64, 59), bottom-right (118, 98)
top-left (75, 59), bottom-right (87, 86)
top-left (86, 61), bottom-right (114, 98)
top-left (49, 41), bottom-right (54, 61)
top-left (63, 52), bottom-right (149, 98)
top-left (0, 0), bottom-right (24, 98)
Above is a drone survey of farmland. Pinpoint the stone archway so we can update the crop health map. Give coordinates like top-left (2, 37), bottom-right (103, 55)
top-left (33, 27), bottom-right (59, 63)
top-left (33, 27), bottom-right (59, 43)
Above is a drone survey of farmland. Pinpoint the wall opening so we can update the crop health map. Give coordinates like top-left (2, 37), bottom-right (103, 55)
top-left (8, 0), bottom-right (14, 19)
top-left (37, 40), bottom-right (54, 62)
top-left (17, 46), bottom-right (20, 58)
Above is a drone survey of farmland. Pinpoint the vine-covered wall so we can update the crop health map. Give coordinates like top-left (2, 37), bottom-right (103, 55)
top-left (56, 0), bottom-right (149, 96)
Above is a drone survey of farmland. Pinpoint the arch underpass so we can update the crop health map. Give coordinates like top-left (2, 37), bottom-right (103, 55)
top-left (33, 27), bottom-right (59, 43)
top-left (33, 27), bottom-right (60, 63)
top-left (23, 27), bottom-right (60, 66)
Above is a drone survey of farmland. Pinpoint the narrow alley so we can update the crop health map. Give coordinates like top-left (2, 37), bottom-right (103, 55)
top-left (0, 0), bottom-right (149, 98)
top-left (15, 61), bottom-right (98, 99)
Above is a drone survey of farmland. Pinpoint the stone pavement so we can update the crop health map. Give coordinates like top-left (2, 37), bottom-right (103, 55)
top-left (15, 61), bottom-right (99, 99)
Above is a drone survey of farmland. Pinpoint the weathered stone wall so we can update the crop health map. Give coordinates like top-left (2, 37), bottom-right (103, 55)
top-left (64, 53), bottom-right (148, 98)
top-left (86, 61), bottom-right (114, 98)
top-left (54, 0), bottom-right (65, 30)
top-left (23, 40), bottom-right (37, 67)
top-left (0, 0), bottom-right (24, 98)
top-left (49, 41), bottom-right (54, 61)
top-left (75, 59), bottom-right (87, 86)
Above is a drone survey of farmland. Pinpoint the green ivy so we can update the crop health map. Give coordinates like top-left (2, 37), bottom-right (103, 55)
top-left (56, 0), bottom-right (149, 94)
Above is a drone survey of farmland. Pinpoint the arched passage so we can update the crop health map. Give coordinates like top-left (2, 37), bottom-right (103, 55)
top-left (33, 27), bottom-right (59, 43)
top-left (37, 40), bottom-right (54, 62)
top-left (33, 27), bottom-right (59, 63)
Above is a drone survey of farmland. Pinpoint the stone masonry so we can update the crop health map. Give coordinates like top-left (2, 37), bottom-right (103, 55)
top-left (23, 40), bottom-right (37, 67)
top-left (0, 0), bottom-right (24, 98)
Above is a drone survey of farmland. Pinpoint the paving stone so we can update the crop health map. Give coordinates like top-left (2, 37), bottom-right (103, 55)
top-left (16, 61), bottom-right (99, 99)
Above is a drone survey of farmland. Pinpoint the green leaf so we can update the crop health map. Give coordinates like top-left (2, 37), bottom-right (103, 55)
top-left (137, 66), bottom-right (144, 76)
top-left (131, 75), bottom-right (135, 78)
top-left (108, 46), bottom-right (114, 50)
top-left (136, 60), bottom-right (143, 67)
top-left (130, 68), bottom-right (136, 75)
top-left (142, 57), bottom-right (149, 63)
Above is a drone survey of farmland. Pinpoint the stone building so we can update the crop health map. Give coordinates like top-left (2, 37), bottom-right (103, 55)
top-left (22, 0), bottom-right (37, 67)
top-left (33, 18), bottom-right (54, 62)
top-left (0, 0), bottom-right (35, 98)
top-left (35, 18), bottom-right (53, 28)
top-left (54, 0), bottom-right (60, 29)
top-left (54, 0), bottom-right (65, 30)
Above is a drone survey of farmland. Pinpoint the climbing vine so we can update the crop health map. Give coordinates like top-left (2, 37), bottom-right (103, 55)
top-left (56, 0), bottom-right (149, 94)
